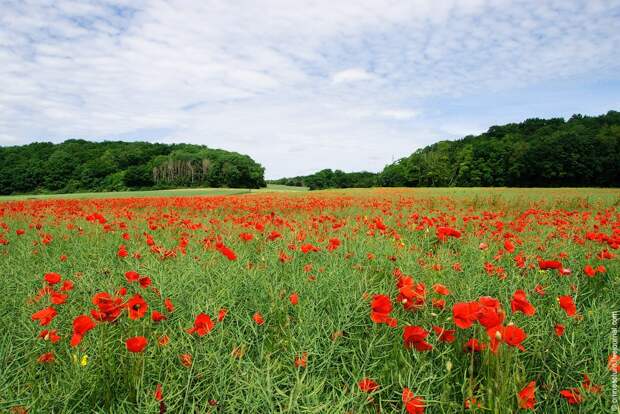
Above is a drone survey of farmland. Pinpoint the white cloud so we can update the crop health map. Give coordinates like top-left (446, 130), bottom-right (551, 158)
top-left (0, 0), bottom-right (619, 178)
top-left (380, 109), bottom-right (419, 120)
top-left (332, 68), bottom-right (375, 84)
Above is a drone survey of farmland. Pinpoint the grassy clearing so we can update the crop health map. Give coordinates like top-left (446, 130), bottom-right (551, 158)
top-left (0, 188), bottom-right (618, 413)
top-left (0, 184), bottom-right (308, 201)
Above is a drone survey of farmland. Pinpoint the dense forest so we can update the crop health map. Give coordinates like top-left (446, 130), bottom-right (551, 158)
top-left (270, 170), bottom-right (378, 190)
top-left (0, 140), bottom-right (265, 195)
top-left (271, 110), bottom-right (620, 189)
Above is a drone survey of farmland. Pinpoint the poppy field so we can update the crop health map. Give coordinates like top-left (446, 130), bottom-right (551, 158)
top-left (0, 187), bottom-right (618, 413)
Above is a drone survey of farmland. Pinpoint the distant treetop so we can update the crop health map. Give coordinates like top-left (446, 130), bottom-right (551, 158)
top-left (0, 140), bottom-right (266, 195)
top-left (271, 110), bottom-right (620, 189)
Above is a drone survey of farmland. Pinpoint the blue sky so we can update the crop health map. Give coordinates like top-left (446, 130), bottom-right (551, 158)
top-left (1, 0), bottom-right (619, 178)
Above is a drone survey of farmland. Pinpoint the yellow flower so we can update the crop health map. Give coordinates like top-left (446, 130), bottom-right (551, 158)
top-left (72, 354), bottom-right (89, 366)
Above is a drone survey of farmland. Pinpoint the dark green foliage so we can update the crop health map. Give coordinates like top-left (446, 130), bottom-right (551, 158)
top-left (272, 111), bottom-right (620, 189)
top-left (270, 169), bottom-right (379, 190)
top-left (379, 110), bottom-right (620, 187)
top-left (0, 140), bottom-right (265, 195)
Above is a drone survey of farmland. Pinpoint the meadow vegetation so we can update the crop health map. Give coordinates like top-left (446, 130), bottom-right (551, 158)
top-left (0, 187), bottom-right (618, 413)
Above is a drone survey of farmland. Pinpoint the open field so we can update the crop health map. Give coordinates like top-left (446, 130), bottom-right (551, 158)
top-left (0, 188), bottom-right (618, 413)
top-left (0, 184), bottom-right (308, 201)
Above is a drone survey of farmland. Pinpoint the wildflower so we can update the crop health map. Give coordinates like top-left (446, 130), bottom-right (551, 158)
top-left (402, 388), bottom-right (425, 414)
top-left (511, 290), bottom-right (536, 316)
top-left (559, 388), bottom-right (582, 405)
top-left (37, 352), bottom-right (55, 364)
top-left (294, 352), bottom-right (307, 368)
top-left (370, 294), bottom-right (397, 327)
top-left (253, 312), bottom-right (265, 325)
top-left (517, 381), bottom-right (536, 410)
top-left (126, 336), bottom-right (148, 353)
top-left (187, 313), bottom-right (214, 336)
top-left (289, 293), bottom-right (299, 305)
top-left (558, 295), bottom-right (576, 317)
top-left (403, 325), bottom-right (433, 351)
top-left (31, 307), bottom-right (57, 326)
top-left (358, 378), bottom-right (379, 393)
top-left (70, 314), bottom-right (96, 347)
top-left (43, 272), bottom-right (61, 285)
top-left (127, 294), bottom-right (149, 320)
top-left (179, 353), bottom-right (192, 367)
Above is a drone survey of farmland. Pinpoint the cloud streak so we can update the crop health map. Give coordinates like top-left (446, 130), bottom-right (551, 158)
top-left (1, 0), bottom-right (619, 178)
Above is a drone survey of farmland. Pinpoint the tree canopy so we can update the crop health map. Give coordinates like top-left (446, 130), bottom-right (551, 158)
top-left (0, 140), bottom-right (265, 195)
top-left (272, 111), bottom-right (620, 189)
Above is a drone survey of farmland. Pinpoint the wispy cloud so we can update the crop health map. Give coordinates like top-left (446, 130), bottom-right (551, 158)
top-left (1, 0), bottom-right (619, 177)
top-left (332, 68), bottom-right (375, 84)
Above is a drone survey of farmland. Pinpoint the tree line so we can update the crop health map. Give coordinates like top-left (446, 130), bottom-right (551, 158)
top-left (270, 110), bottom-right (620, 189)
top-left (0, 140), bottom-right (266, 195)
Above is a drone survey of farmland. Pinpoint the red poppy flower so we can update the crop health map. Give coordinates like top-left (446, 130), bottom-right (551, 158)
top-left (91, 292), bottom-right (123, 322)
top-left (239, 232), bottom-right (253, 241)
top-left (397, 277), bottom-right (427, 311)
top-left (511, 290), bottom-right (536, 316)
top-left (39, 329), bottom-right (61, 343)
top-left (534, 284), bottom-right (546, 296)
top-left (559, 388), bottom-right (582, 405)
top-left (50, 290), bottom-right (68, 305)
top-left (436, 226), bottom-right (461, 241)
top-left (403, 325), bottom-right (433, 351)
top-left (294, 352), bottom-right (307, 368)
top-left (464, 338), bottom-right (486, 353)
top-left (126, 336), bottom-right (148, 353)
top-left (582, 374), bottom-right (602, 394)
top-left (609, 354), bottom-right (620, 373)
top-left (358, 378), bottom-right (379, 393)
top-left (37, 352), bottom-right (55, 364)
top-left (370, 294), bottom-right (397, 326)
top-left (117, 244), bottom-right (128, 258)
top-left (464, 397), bottom-right (481, 409)
top-left (31, 306), bottom-right (57, 326)
top-left (151, 310), bottom-right (167, 322)
top-left (477, 302), bottom-right (504, 329)
top-left (127, 294), bottom-right (149, 320)
top-left (517, 381), bottom-right (536, 410)
top-left (538, 260), bottom-right (562, 270)
top-left (558, 295), bottom-right (576, 317)
top-left (125, 271), bottom-right (140, 282)
top-left (584, 265), bottom-right (596, 277)
top-left (70, 314), bottom-right (96, 347)
top-left (187, 313), bottom-right (214, 336)
top-left (432, 326), bottom-right (456, 343)
top-left (402, 388), bottom-right (425, 414)
top-left (179, 353), bottom-right (192, 367)
top-left (44, 272), bottom-right (61, 285)
top-left (154, 384), bottom-right (163, 401)
top-left (164, 298), bottom-right (174, 313)
top-left (216, 242), bottom-right (237, 260)
top-left (289, 292), bottom-right (299, 305)
top-left (253, 312), bottom-right (265, 325)
top-left (218, 308), bottom-right (228, 322)
top-left (432, 283), bottom-right (450, 296)
top-left (502, 325), bottom-right (527, 351)
top-left (158, 335), bottom-right (170, 346)
top-left (452, 301), bottom-right (480, 329)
